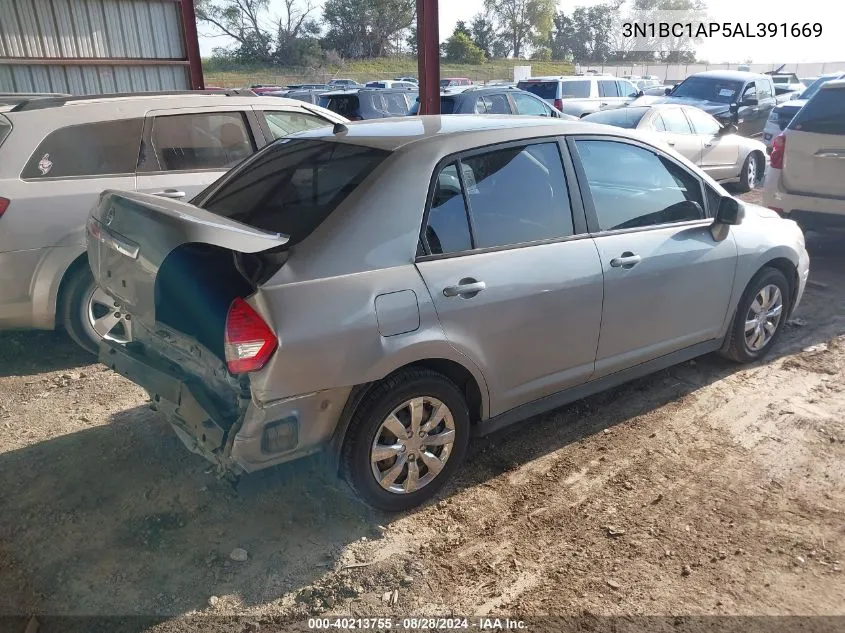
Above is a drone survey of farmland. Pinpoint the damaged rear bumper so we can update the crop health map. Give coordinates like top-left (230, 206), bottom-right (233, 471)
top-left (101, 343), bottom-right (350, 475)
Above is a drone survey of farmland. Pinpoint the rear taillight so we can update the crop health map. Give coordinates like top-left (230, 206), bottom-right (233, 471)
top-left (770, 134), bottom-right (786, 169)
top-left (554, 98), bottom-right (564, 111)
top-left (224, 298), bottom-right (278, 374)
top-left (0, 197), bottom-right (9, 219)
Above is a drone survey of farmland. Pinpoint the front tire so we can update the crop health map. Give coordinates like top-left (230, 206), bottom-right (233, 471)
top-left (341, 369), bottom-right (470, 512)
top-left (61, 266), bottom-right (131, 355)
top-left (737, 152), bottom-right (761, 193)
top-left (722, 267), bottom-right (791, 363)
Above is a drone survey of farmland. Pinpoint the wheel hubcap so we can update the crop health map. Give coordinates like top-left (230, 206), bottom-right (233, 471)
top-left (85, 286), bottom-right (132, 344)
top-left (744, 284), bottom-right (783, 352)
top-left (370, 396), bottom-right (456, 495)
top-left (747, 159), bottom-right (757, 188)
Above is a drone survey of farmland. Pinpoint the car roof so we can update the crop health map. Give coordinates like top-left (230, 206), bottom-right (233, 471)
top-left (4, 90), bottom-right (272, 114)
top-left (321, 88), bottom-right (416, 96)
top-left (820, 79), bottom-right (845, 90)
top-left (689, 70), bottom-right (768, 80)
top-left (294, 115), bottom-right (615, 151)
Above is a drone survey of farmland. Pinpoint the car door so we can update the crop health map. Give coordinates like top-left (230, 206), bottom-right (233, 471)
top-left (135, 106), bottom-right (262, 201)
top-left (736, 82), bottom-right (760, 137)
top-left (754, 78), bottom-right (776, 135)
top-left (684, 107), bottom-right (739, 180)
top-left (655, 107), bottom-right (703, 163)
top-left (568, 136), bottom-right (737, 376)
top-left (415, 140), bottom-right (604, 416)
top-left (598, 79), bottom-right (621, 110)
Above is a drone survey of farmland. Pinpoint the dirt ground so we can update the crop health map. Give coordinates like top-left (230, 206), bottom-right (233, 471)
top-left (2, 190), bottom-right (844, 632)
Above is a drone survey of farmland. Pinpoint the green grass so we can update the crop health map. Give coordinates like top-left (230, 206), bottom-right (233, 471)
top-left (203, 58), bottom-right (575, 87)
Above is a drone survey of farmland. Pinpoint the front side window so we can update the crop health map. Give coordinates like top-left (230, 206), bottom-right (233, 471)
top-left (262, 111), bottom-right (330, 139)
top-left (22, 118), bottom-right (143, 179)
top-left (574, 140), bottom-right (705, 231)
top-left (512, 92), bottom-right (548, 116)
top-left (617, 80), bottom-right (639, 98)
top-left (742, 83), bottom-right (757, 101)
top-left (202, 140), bottom-right (389, 246)
top-left (146, 112), bottom-right (254, 172)
top-left (684, 108), bottom-right (721, 136)
top-left (757, 80), bottom-right (774, 100)
top-left (425, 143), bottom-right (574, 254)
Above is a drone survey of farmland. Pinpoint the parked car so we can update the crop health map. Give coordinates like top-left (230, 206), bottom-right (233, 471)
top-left (441, 78), bottom-right (473, 88)
top-left (762, 72), bottom-right (845, 149)
top-left (0, 91), bottom-right (345, 353)
top-left (516, 75), bottom-right (641, 117)
top-left (636, 71), bottom-right (777, 137)
top-left (643, 84), bottom-right (675, 96)
top-left (582, 104), bottom-right (767, 191)
top-left (408, 86), bottom-right (574, 118)
top-left (395, 77), bottom-right (418, 84)
top-left (774, 85), bottom-right (801, 104)
top-left (319, 88), bottom-right (416, 119)
top-left (328, 79), bottom-right (361, 89)
top-left (87, 116), bottom-right (808, 511)
top-left (635, 78), bottom-right (662, 91)
top-left (249, 85), bottom-right (285, 95)
top-left (767, 73), bottom-right (806, 95)
top-left (764, 79), bottom-right (845, 230)
top-left (365, 80), bottom-right (417, 89)
top-left (282, 89), bottom-right (330, 105)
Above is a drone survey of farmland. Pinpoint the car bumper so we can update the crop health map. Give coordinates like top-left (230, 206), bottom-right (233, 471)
top-left (764, 168), bottom-right (845, 226)
top-left (0, 249), bottom-right (45, 330)
top-left (762, 122), bottom-right (782, 150)
top-left (100, 341), bottom-right (350, 475)
top-left (794, 241), bottom-right (810, 315)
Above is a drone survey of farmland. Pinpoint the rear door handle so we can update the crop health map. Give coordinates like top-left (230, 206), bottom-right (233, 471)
top-left (153, 189), bottom-right (186, 199)
top-left (666, 141), bottom-right (675, 146)
top-left (815, 151), bottom-right (845, 159)
top-left (443, 279), bottom-right (486, 298)
top-left (610, 253), bottom-right (642, 269)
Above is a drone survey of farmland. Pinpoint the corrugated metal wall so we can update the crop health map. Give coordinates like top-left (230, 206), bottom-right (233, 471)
top-left (0, 0), bottom-right (194, 94)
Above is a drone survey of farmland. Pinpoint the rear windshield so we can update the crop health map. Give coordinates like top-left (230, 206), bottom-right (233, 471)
top-left (201, 140), bottom-right (389, 246)
top-left (518, 81), bottom-right (558, 99)
top-left (321, 95), bottom-right (360, 116)
top-left (789, 88), bottom-right (845, 135)
top-left (408, 97), bottom-right (456, 115)
top-left (582, 106), bottom-right (649, 128)
top-left (800, 75), bottom-right (841, 100)
top-left (0, 115), bottom-right (10, 147)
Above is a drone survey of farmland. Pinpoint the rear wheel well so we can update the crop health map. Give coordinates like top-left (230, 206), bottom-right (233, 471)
top-left (760, 257), bottom-right (798, 312)
top-left (55, 253), bottom-right (89, 327)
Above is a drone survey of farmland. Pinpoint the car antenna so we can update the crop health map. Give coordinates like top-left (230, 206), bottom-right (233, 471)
top-left (333, 122), bottom-right (348, 135)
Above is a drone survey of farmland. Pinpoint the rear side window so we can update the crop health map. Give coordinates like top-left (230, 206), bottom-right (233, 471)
top-left (518, 81), bottom-right (558, 99)
top-left (512, 92), bottom-right (549, 116)
top-left (790, 88), bottom-right (845, 134)
top-left (380, 93), bottom-right (411, 115)
top-left (482, 94), bottom-right (511, 114)
top-left (599, 80), bottom-right (619, 97)
top-left (324, 95), bottom-right (360, 117)
top-left (0, 115), bottom-right (10, 147)
top-left (201, 140), bottom-right (389, 246)
top-left (22, 118), bottom-right (143, 179)
top-left (262, 111), bottom-right (330, 139)
top-left (143, 112), bottom-right (254, 172)
top-left (424, 142), bottom-right (574, 253)
top-left (560, 81), bottom-right (590, 98)
top-left (660, 108), bottom-right (693, 134)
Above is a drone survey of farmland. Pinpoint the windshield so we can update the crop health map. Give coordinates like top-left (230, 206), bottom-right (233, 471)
top-left (670, 76), bottom-right (744, 104)
top-left (582, 107), bottom-right (650, 128)
top-left (201, 140), bottom-right (390, 246)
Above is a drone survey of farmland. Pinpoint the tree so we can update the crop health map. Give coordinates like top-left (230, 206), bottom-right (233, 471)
top-left (470, 13), bottom-right (497, 58)
top-left (454, 21), bottom-right (471, 38)
top-left (274, 0), bottom-right (321, 65)
top-left (322, 0), bottom-right (415, 59)
top-left (196, 0), bottom-right (274, 62)
top-left (620, 0), bottom-right (705, 63)
top-left (444, 30), bottom-right (486, 64)
top-left (483, 0), bottom-right (556, 58)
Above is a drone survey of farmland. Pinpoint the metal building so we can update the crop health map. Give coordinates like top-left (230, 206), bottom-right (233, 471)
top-left (0, 0), bottom-right (203, 94)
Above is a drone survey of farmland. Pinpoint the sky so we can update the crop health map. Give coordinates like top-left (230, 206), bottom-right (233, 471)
top-left (197, 0), bottom-right (843, 64)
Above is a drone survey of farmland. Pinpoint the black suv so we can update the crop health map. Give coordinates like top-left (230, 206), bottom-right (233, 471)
top-left (647, 70), bottom-right (776, 137)
top-left (408, 86), bottom-right (572, 118)
top-left (319, 88), bottom-right (416, 120)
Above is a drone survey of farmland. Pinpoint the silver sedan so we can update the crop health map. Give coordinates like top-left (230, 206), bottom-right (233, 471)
top-left (583, 104), bottom-right (767, 192)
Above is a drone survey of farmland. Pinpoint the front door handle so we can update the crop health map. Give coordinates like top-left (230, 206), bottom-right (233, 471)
top-left (666, 140), bottom-right (675, 146)
top-left (704, 142), bottom-right (713, 148)
top-left (610, 252), bottom-right (642, 269)
top-left (153, 189), bottom-right (186, 199)
top-left (443, 278), bottom-right (486, 298)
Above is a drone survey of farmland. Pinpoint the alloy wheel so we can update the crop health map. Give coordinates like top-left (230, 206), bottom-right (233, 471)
top-left (744, 284), bottom-right (783, 352)
top-left (84, 286), bottom-right (132, 345)
top-left (370, 396), bottom-right (456, 494)
top-left (747, 157), bottom-right (757, 189)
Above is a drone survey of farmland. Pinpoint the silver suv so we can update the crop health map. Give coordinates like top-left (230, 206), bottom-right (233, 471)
top-left (87, 117), bottom-right (809, 511)
top-left (0, 91), bottom-right (344, 353)
top-left (517, 76), bottom-right (641, 117)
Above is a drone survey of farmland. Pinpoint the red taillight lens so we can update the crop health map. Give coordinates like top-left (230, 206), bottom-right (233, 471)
top-left (0, 197), bottom-right (9, 219)
top-left (224, 298), bottom-right (277, 374)
top-left (770, 134), bottom-right (786, 169)
top-left (554, 98), bottom-right (564, 111)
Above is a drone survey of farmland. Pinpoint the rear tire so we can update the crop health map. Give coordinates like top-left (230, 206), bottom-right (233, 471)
top-left (61, 266), bottom-right (131, 355)
top-left (722, 267), bottom-right (791, 363)
top-left (341, 369), bottom-right (470, 512)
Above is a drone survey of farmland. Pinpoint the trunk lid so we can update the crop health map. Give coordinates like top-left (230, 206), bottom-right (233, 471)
top-left (782, 83), bottom-right (845, 199)
top-left (87, 190), bottom-right (288, 331)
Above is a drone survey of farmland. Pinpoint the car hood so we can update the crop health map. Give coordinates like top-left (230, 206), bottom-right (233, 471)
top-left (632, 95), bottom-right (732, 117)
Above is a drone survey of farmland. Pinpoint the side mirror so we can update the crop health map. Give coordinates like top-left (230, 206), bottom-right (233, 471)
top-left (636, 90), bottom-right (644, 97)
top-left (729, 102), bottom-right (739, 113)
top-left (715, 196), bottom-right (743, 225)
